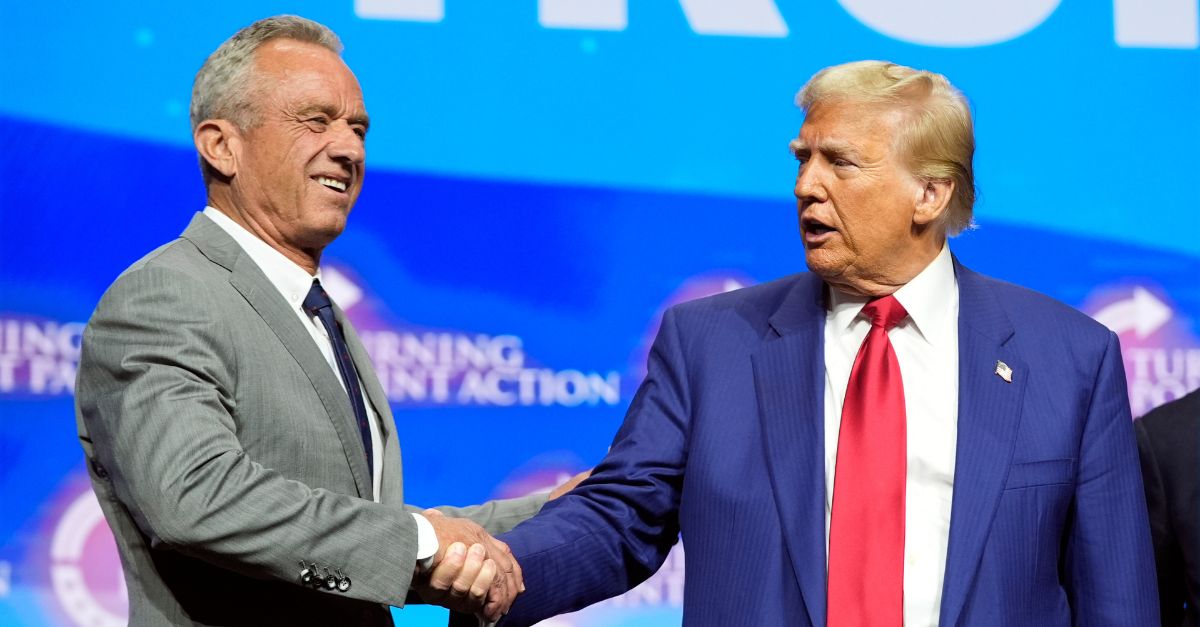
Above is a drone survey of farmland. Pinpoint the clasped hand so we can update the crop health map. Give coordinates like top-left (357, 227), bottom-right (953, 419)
top-left (413, 509), bottom-right (523, 622)
top-left (413, 469), bottom-right (592, 621)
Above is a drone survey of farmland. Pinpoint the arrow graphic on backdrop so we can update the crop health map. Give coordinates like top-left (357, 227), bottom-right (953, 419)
top-left (1091, 287), bottom-right (1172, 338)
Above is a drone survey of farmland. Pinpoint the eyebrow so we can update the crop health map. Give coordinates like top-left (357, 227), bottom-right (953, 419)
top-left (297, 104), bottom-right (371, 131)
top-left (789, 138), bottom-right (860, 161)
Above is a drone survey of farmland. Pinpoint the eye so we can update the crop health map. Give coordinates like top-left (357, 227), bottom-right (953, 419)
top-left (832, 158), bottom-right (854, 167)
top-left (352, 126), bottom-right (367, 139)
top-left (304, 115), bottom-right (330, 130)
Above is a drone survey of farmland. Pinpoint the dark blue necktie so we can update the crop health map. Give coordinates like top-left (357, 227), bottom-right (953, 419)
top-left (303, 279), bottom-right (373, 474)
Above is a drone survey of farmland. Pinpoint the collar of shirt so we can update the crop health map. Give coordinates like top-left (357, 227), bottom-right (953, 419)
top-left (202, 206), bottom-right (321, 311)
top-left (826, 243), bottom-right (958, 348)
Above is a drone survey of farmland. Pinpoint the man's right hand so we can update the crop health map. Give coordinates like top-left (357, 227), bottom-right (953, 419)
top-left (416, 541), bottom-right (498, 618)
top-left (419, 509), bottom-right (523, 621)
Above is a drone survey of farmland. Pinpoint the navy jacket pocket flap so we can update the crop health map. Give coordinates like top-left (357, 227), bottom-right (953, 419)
top-left (1004, 459), bottom-right (1076, 489)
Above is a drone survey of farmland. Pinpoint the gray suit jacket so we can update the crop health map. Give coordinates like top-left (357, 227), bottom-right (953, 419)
top-left (76, 213), bottom-right (546, 626)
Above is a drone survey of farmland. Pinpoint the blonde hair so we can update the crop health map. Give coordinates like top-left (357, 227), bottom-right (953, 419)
top-left (797, 61), bottom-right (976, 234)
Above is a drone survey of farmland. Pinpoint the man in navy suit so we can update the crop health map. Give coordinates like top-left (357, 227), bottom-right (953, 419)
top-left (496, 61), bottom-right (1159, 626)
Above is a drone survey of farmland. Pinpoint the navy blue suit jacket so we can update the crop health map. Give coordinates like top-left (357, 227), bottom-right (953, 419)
top-left (499, 261), bottom-right (1158, 626)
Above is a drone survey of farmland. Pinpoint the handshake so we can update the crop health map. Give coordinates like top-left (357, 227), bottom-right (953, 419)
top-left (413, 470), bottom-right (590, 622)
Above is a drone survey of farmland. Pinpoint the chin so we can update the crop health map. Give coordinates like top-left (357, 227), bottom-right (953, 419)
top-left (299, 218), bottom-right (347, 249)
top-left (314, 207), bottom-right (350, 231)
top-left (319, 223), bottom-right (347, 244)
top-left (803, 250), bottom-right (843, 280)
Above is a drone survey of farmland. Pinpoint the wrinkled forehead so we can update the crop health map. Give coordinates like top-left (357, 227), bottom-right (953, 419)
top-left (794, 100), bottom-right (908, 155)
top-left (254, 39), bottom-right (363, 91)
top-left (251, 39), bottom-right (367, 111)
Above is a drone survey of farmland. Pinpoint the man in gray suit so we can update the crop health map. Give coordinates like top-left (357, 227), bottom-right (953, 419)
top-left (75, 15), bottom-right (571, 625)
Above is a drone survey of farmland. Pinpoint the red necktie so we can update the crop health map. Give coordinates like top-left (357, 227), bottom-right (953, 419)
top-left (828, 294), bottom-right (908, 627)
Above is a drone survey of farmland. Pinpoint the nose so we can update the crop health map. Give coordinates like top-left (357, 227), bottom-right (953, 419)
top-left (794, 160), bottom-right (826, 206)
top-left (328, 121), bottom-right (365, 165)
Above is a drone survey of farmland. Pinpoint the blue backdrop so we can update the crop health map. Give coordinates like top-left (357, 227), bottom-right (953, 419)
top-left (1, 2), bottom-right (1197, 625)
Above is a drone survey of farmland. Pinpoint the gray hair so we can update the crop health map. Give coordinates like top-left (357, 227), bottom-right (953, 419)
top-left (796, 60), bottom-right (976, 235)
top-left (190, 15), bottom-right (343, 133)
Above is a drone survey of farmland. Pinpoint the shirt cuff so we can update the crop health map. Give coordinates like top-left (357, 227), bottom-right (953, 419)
top-left (412, 512), bottom-right (439, 572)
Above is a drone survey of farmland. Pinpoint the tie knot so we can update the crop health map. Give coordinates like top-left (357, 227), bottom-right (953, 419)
top-left (303, 280), bottom-right (333, 315)
top-left (862, 294), bottom-right (908, 331)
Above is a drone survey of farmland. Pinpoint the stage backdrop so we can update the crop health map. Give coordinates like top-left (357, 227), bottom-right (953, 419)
top-left (1, 2), bottom-right (1197, 625)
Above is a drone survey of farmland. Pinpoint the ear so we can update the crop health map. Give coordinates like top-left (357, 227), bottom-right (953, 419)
top-left (913, 178), bottom-right (954, 227)
top-left (194, 119), bottom-right (242, 179)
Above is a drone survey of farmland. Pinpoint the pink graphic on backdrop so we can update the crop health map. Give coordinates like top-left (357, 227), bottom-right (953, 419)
top-left (29, 470), bottom-right (127, 627)
top-left (627, 271), bottom-right (756, 390)
top-left (1080, 282), bottom-right (1200, 417)
top-left (491, 452), bottom-right (587, 501)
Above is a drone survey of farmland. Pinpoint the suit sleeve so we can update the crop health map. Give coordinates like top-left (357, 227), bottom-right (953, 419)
top-left (76, 264), bottom-right (419, 607)
top-left (1134, 416), bottom-right (1184, 625)
top-left (409, 493), bottom-right (548, 536)
top-left (496, 306), bottom-right (693, 626)
top-left (1061, 332), bottom-right (1160, 625)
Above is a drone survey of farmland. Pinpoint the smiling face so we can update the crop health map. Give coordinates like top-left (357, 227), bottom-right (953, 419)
top-left (792, 100), bottom-right (944, 297)
top-left (217, 38), bottom-right (369, 271)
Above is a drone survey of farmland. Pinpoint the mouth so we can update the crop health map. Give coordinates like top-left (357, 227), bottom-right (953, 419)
top-left (801, 216), bottom-right (838, 243)
top-left (313, 175), bottom-right (349, 194)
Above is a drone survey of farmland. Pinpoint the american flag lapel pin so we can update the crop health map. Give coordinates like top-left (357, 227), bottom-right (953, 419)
top-left (995, 360), bottom-right (1013, 383)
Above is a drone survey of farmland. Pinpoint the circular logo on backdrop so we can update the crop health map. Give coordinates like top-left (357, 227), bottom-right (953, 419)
top-left (46, 483), bottom-right (127, 626)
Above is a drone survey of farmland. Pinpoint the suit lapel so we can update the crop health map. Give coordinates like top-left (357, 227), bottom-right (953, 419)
top-left (336, 303), bottom-right (407, 505)
top-left (753, 274), bottom-right (827, 627)
top-left (181, 213), bottom-right (375, 499)
top-left (938, 262), bottom-right (1028, 627)
top-left (748, 260), bottom-right (1029, 627)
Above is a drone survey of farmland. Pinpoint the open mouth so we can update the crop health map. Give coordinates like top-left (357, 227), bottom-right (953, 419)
top-left (314, 175), bottom-right (349, 193)
top-left (802, 217), bottom-right (837, 239)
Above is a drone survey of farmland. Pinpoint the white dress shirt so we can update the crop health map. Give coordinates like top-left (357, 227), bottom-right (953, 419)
top-left (824, 243), bottom-right (959, 627)
top-left (204, 208), bottom-right (439, 565)
top-left (203, 207), bottom-right (387, 500)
